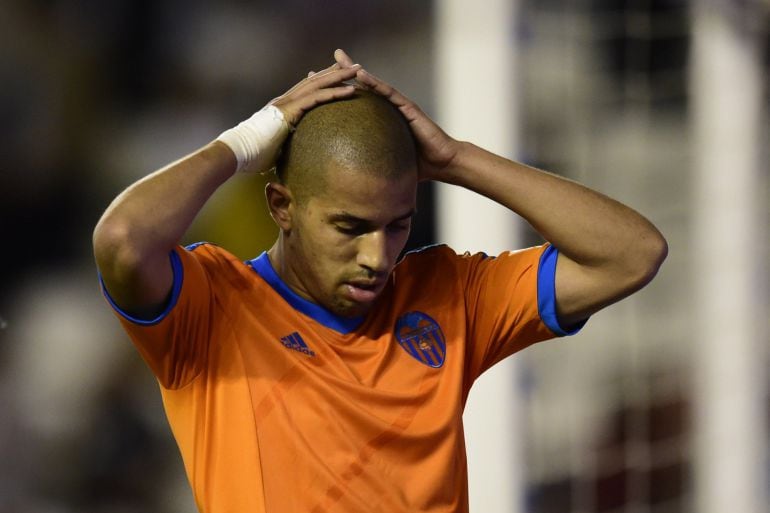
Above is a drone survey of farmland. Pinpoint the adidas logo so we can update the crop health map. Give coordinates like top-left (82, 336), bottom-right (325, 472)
top-left (279, 332), bottom-right (315, 357)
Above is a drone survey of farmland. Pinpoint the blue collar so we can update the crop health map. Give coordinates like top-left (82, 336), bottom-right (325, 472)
top-left (247, 252), bottom-right (365, 335)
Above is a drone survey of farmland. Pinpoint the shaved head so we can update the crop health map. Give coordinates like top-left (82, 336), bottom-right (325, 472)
top-left (275, 89), bottom-right (417, 203)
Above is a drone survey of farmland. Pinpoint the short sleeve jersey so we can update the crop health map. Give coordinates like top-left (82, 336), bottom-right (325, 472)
top-left (102, 242), bottom-right (582, 513)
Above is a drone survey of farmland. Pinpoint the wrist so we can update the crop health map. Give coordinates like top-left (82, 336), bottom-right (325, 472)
top-left (432, 141), bottom-right (473, 185)
top-left (215, 105), bottom-right (291, 174)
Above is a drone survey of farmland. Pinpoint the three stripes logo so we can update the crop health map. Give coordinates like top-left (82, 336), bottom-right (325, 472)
top-left (394, 311), bottom-right (446, 368)
top-left (279, 332), bottom-right (316, 357)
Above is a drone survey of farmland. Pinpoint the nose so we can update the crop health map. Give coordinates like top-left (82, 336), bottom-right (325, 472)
top-left (356, 230), bottom-right (389, 275)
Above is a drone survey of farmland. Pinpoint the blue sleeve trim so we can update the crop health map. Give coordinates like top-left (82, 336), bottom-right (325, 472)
top-left (99, 250), bottom-right (185, 326)
top-left (536, 245), bottom-right (587, 337)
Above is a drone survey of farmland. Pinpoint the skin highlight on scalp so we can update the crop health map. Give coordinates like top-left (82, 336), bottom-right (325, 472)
top-left (275, 88), bottom-right (418, 203)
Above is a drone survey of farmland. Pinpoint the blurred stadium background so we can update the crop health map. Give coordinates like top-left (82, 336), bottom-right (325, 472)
top-left (0, 1), bottom-right (767, 512)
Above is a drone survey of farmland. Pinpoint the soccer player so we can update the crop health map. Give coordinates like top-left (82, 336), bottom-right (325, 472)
top-left (93, 49), bottom-right (667, 512)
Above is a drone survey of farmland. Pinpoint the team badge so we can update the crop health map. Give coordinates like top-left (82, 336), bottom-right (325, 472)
top-left (394, 311), bottom-right (446, 368)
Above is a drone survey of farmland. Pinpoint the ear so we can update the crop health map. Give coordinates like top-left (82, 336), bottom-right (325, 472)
top-left (265, 181), bottom-right (294, 231)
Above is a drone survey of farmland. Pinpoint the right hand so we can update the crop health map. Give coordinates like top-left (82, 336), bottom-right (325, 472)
top-left (269, 61), bottom-right (361, 128)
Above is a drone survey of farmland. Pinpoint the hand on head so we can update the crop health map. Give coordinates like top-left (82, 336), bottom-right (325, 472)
top-left (333, 49), bottom-right (461, 182)
top-left (270, 49), bottom-right (461, 182)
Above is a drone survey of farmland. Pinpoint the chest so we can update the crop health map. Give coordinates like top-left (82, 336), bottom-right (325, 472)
top-left (212, 299), bottom-right (465, 427)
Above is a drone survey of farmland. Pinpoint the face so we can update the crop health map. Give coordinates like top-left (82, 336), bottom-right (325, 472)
top-left (282, 163), bottom-right (418, 318)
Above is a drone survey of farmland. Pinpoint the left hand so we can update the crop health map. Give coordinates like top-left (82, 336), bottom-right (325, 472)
top-left (333, 49), bottom-right (461, 182)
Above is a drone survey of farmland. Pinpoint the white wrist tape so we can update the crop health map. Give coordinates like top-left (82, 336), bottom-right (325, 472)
top-left (216, 105), bottom-right (291, 174)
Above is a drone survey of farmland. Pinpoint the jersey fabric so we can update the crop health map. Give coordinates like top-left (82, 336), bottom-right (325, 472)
top-left (101, 242), bottom-right (584, 513)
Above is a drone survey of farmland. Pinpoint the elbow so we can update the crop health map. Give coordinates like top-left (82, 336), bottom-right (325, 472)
top-left (93, 217), bottom-right (123, 264)
top-left (92, 218), bottom-right (144, 277)
top-left (628, 229), bottom-right (668, 290)
top-left (645, 229), bottom-right (669, 277)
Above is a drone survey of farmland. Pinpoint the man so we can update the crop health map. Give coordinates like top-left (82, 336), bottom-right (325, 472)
top-left (94, 49), bottom-right (667, 512)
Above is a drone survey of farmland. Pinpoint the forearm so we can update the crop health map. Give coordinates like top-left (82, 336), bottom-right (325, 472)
top-left (442, 142), bottom-right (666, 276)
top-left (94, 141), bottom-right (235, 262)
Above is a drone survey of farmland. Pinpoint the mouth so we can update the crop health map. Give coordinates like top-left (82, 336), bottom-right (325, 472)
top-left (343, 280), bottom-right (384, 303)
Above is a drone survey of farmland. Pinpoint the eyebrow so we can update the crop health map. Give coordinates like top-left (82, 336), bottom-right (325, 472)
top-left (328, 209), bottom-right (417, 226)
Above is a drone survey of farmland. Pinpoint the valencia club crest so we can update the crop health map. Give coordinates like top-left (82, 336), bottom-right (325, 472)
top-left (394, 311), bottom-right (446, 368)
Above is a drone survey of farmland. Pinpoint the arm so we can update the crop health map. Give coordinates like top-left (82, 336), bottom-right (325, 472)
top-left (93, 142), bottom-right (235, 318)
top-left (336, 50), bottom-right (667, 326)
top-left (93, 61), bottom-right (360, 318)
top-left (436, 144), bottom-right (668, 327)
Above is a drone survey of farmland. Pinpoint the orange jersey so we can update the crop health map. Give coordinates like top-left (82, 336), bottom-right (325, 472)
top-left (101, 243), bottom-right (582, 512)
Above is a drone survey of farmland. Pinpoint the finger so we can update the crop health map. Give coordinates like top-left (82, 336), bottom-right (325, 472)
top-left (305, 63), bottom-right (350, 82)
top-left (283, 62), bottom-right (341, 96)
top-left (307, 61), bottom-right (342, 80)
top-left (356, 69), bottom-right (410, 108)
top-left (299, 84), bottom-right (357, 110)
top-left (279, 85), bottom-right (357, 125)
top-left (294, 64), bottom-right (360, 95)
top-left (334, 48), bottom-right (355, 67)
top-left (292, 63), bottom-right (352, 96)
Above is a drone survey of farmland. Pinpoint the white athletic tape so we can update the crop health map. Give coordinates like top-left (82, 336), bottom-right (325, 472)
top-left (216, 105), bottom-right (291, 174)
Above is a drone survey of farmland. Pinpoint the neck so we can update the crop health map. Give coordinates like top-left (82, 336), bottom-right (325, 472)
top-left (267, 235), bottom-right (311, 303)
top-left (266, 237), bottom-right (287, 281)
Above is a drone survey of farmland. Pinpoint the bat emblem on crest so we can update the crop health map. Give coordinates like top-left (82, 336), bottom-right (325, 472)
top-left (394, 311), bottom-right (446, 368)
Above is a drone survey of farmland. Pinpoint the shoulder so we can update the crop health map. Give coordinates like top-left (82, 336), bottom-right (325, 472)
top-left (183, 241), bottom-right (242, 265)
top-left (181, 242), bottom-right (258, 286)
top-left (393, 244), bottom-right (475, 289)
top-left (400, 243), bottom-right (452, 260)
top-left (397, 244), bottom-right (456, 271)
top-left (396, 243), bottom-right (550, 284)
top-left (396, 243), bottom-right (502, 274)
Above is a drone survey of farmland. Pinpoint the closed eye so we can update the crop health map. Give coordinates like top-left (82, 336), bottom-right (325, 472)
top-left (329, 209), bottom-right (415, 237)
top-left (387, 220), bottom-right (411, 233)
top-left (335, 224), bottom-right (369, 236)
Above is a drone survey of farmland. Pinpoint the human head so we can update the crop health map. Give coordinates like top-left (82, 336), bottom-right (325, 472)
top-left (266, 89), bottom-right (419, 318)
top-left (275, 88), bottom-right (417, 202)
